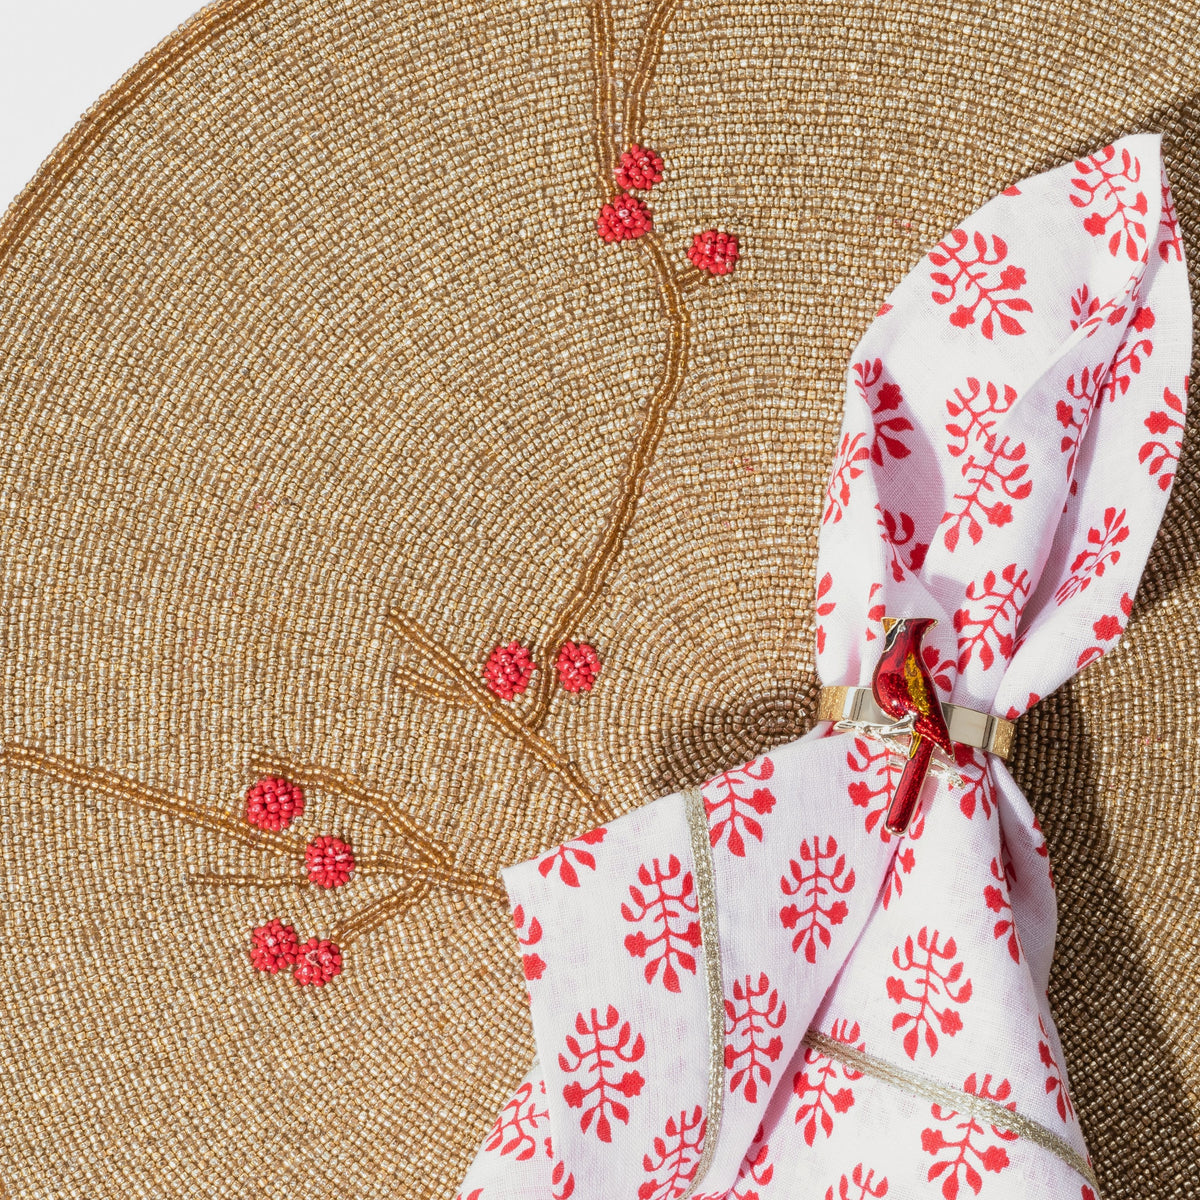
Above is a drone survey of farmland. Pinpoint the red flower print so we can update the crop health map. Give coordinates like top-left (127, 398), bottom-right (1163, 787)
top-left (555, 640), bottom-right (602, 692)
top-left (484, 641), bottom-right (536, 699)
top-left (1160, 179), bottom-right (1184, 262)
top-left (702, 755), bottom-right (776, 856)
top-left (688, 229), bottom-right (739, 276)
top-left (1054, 507), bottom-right (1129, 604)
top-left (621, 856), bottom-right (702, 993)
top-left (878, 507), bottom-right (929, 582)
top-left (512, 903), bottom-right (546, 982)
top-left (983, 854), bottom-right (1021, 964)
top-left (845, 737), bottom-right (922, 906)
top-left (1140, 382), bottom-right (1186, 491)
top-left (1076, 592), bottom-right (1132, 669)
top-left (638, 1107), bottom-right (707, 1200)
top-left (1071, 145), bottom-right (1149, 261)
top-left (853, 358), bottom-right (914, 463)
top-left (293, 938), bottom-right (343, 986)
top-left (1057, 364), bottom-right (1106, 479)
top-left (305, 835), bottom-right (355, 888)
top-left (944, 377), bottom-right (1017, 459)
top-left (597, 193), bottom-right (653, 242)
top-left (558, 1005), bottom-right (646, 1142)
top-left (793, 1019), bottom-right (864, 1146)
top-left (954, 564), bottom-right (1030, 672)
top-left (538, 826), bottom-right (607, 887)
top-left (485, 1079), bottom-right (551, 1161)
top-left (615, 144), bottom-right (665, 191)
top-left (823, 431), bottom-right (870, 525)
top-left (940, 437), bottom-right (1031, 551)
top-left (779, 836), bottom-right (856, 962)
top-left (921, 1074), bottom-right (1017, 1197)
top-left (825, 1165), bottom-right (889, 1200)
top-left (1069, 283), bottom-right (1133, 338)
top-left (887, 928), bottom-right (972, 1060)
top-left (245, 775), bottom-right (305, 832)
top-left (249, 918), bottom-right (300, 973)
top-left (1097, 309), bottom-right (1154, 407)
top-left (928, 228), bottom-right (1032, 338)
top-left (816, 572), bottom-right (836, 654)
top-left (551, 1161), bottom-right (576, 1200)
top-left (952, 746), bottom-right (994, 821)
top-left (1038, 1015), bottom-right (1075, 1122)
top-left (724, 973), bottom-right (787, 1102)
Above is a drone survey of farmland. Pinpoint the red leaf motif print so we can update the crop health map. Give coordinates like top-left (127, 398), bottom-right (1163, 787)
top-left (558, 1006), bottom-right (646, 1142)
top-left (878, 506), bottom-right (929, 582)
top-left (512, 904), bottom-right (546, 982)
top-left (702, 755), bottom-right (776, 857)
top-left (816, 572), bottom-right (835, 654)
top-left (1057, 363), bottom-right (1106, 480)
top-left (538, 826), bottom-right (607, 887)
top-left (928, 228), bottom-right (1032, 338)
top-left (456, 1190), bottom-right (483, 1200)
top-left (484, 1079), bottom-right (551, 1161)
top-left (793, 1019), bottom-right (864, 1146)
top-left (863, 580), bottom-right (887, 643)
top-left (853, 358), bottom-right (914, 463)
top-left (945, 377), bottom-right (1017, 458)
top-left (621, 855), bottom-right (701, 993)
top-left (824, 432), bottom-right (870, 525)
top-left (953, 746), bottom-right (994, 821)
top-left (1096, 308), bottom-right (1154, 407)
top-left (724, 973), bottom-right (787, 1102)
top-left (1160, 179), bottom-right (1184, 262)
top-left (1076, 591), bottom-right (1133, 669)
top-left (1070, 145), bottom-right (1149, 261)
top-left (694, 1125), bottom-right (773, 1200)
top-left (887, 928), bottom-right (973, 1060)
top-left (983, 854), bottom-right (1021, 964)
top-left (638, 1107), bottom-right (707, 1200)
top-left (846, 737), bottom-right (923, 908)
top-left (1054, 507), bottom-right (1129, 605)
top-left (551, 1161), bottom-right (576, 1200)
top-left (825, 1164), bottom-right (890, 1200)
top-left (922, 642), bottom-right (955, 696)
top-left (1038, 1015), bottom-right (1075, 1123)
top-left (953, 564), bottom-right (1030, 672)
top-left (779, 837), bottom-right (856, 962)
top-left (921, 1074), bottom-right (1017, 1198)
top-left (1140, 382), bottom-right (1186, 491)
top-left (940, 437), bottom-right (1032, 551)
top-left (1069, 282), bottom-right (1133, 338)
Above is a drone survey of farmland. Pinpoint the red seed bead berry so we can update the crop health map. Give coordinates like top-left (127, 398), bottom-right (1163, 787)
top-left (245, 775), bottom-right (305, 832)
top-left (555, 641), bottom-right (602, 693)
top-left (293, 938), bottom-right (343, 987)
top-left (249, 919), bottom-right (300, 973)
top-left (614, 144), bottom-right (664, 191)
top-left (483, 641), bottom-right (537, 700)
top-left (596, 193), bottom-right (653, 243)
top-left (305, 836), bottom-right (355, 889)
top-left (688, 229), bottom-right (740, 276)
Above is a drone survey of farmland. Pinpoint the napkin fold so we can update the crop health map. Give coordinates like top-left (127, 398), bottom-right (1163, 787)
top-left (458, 133), bottom-right (1191, 1200)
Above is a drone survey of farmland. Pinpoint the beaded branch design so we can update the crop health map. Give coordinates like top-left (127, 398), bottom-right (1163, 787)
top-left (0, 0), bottom-right (738, 984)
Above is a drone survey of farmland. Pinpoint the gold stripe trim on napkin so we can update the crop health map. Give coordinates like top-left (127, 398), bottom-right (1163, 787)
top-left (682, 787), bottom-right (724, 1198)
top-left (802, 1030), bottom-right (1098, 1189)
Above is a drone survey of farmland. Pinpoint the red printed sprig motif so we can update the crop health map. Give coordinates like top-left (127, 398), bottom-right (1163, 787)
top-left (823, 432), bottom-right (870, 525)
top-left (863, 581), bottom-right (887, 644)
top-left (853, 358), bottom-right (914, 463)
top-left (1096, 307), bottom-right (1155, 407)
top-left (954, 564), bottom-right (1030, 672)
top-left (539, 827), bottom-right (607, 887)
top-left (1038, 1015), bottom-right (1075, 1122)
top-left (616, 144), bottom-right (665, 191)
top-left (825, 1165), bottom-right (890, 1200)
top-left (983, 854), bottom-right (1021, 964)
top-left (702, 755), bottom-right (776, 857)
top-left (724, 973), bottom-right (787, 1102)
top-left (1071, 145), bottom-right (1149, 261)
top-left (245, 775), bottom-right (305, 831)
top-left (779, 837), bottom-right (856, 963)
top-left (559, 1005), bottom-right (646, 1142)
top-left (953, 746), bottom-right (994, 821)
top-left (1076, 591), bottom-right (1133, 669)
top-left (878, 507), bottom-right (929, 581)
top-left (928, 228), bottom-right (1032, 338)
top-left (551, 1161), bottom-right (576, 1200)
top-left (694, 1125), bottom-right (772, 1200)
top-left (1056, 364), bottom-right (1106, 479)
top-left (1160, 179), bottom-right (1184, 262)
top-left (921, 1074), bottom-right (1017, 1198)
top-left (887, 928), bottom-right (972, 1060)
top-left (621, 855), bottom-right (702, 993)
top-left (815, 573), bottom-right (836, 654)
top-left (944, 378), bottom-right (1016, 459)
top-left (792, 1020), bottom-right (864, 1145)
top-left (484, 1079), bottom-right (551, 1161)
top-left (1053, 508), bottom-right (1129, 604)
top-left (638, 1107), bottom-right (707, 1200)
top-left (1069, 283), bottom-right (1133, 338)
top-left (1140, 382), bottom-right (1186, 491)
top-left (845, 737), bottom-right (921, 906)
top-left (512, 904), bottom-right (546, 982)
top-left (940, 438), bottom-right (1032, 551)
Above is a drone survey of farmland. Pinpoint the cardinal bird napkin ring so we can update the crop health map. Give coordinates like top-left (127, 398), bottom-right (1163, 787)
top-left (457, 133), bottom-right (1192, 1200)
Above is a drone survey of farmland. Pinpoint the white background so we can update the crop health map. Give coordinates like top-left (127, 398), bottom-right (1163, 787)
top-left (0, 0), bottom-right (203, 213)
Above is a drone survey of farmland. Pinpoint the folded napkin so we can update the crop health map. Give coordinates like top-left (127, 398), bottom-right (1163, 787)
top-left (458, 133), bottom-right (1191, 1200)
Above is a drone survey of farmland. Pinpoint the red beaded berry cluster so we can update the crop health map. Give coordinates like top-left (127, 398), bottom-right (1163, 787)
top-left (483, 640), bottom-right (602, 699)
top-left (244, 776), bottom-right (348, 985)
top-left (596, 144), bottom-right (739, 277)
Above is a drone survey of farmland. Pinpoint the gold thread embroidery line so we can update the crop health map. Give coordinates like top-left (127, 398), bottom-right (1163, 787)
top-left (682, 787), bottom-right (723, 1199)
top-left (802, 1030), bottom-right (1099, 1189)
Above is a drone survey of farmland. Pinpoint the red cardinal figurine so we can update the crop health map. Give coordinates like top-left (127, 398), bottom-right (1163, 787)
top-left (871, 617), bottom-right (954, 834)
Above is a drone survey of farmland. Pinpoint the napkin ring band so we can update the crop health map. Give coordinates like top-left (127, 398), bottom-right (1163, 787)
top-left (817, 685), bottom-right (1015, 761)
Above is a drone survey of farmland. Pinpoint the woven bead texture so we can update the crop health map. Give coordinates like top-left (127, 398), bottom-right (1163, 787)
top-left (0, 0), bottom-right (1196, 1197)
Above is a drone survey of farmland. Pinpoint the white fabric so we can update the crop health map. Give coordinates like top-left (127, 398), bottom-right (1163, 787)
top-left (458, 134), bottom-right (1191, 1200)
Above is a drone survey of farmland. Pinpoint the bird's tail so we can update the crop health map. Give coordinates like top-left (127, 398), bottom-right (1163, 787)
top-left (885, 734), bottom-right (935, 834)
